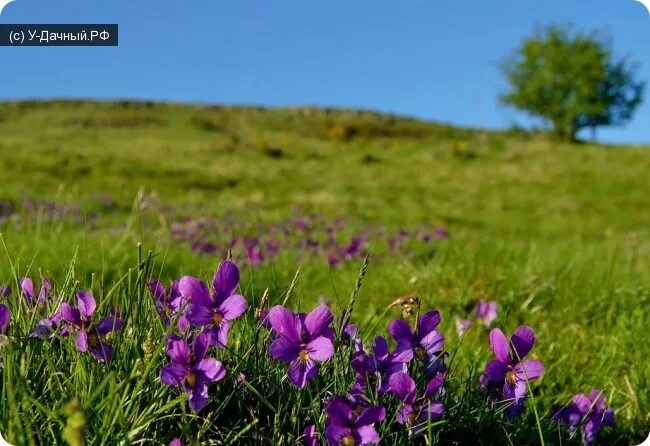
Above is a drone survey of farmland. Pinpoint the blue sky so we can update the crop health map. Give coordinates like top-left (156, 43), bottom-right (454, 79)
top-left (1, 0), bottom-right (649, 144)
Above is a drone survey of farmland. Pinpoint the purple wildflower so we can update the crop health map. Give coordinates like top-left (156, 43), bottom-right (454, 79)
top-left (148, 279), bottom-right (188, 330)
top-left (475, 300), bottom-right (497, 328)
top-left (455, 317), bottom-right (471, 337)
top-left (481, 326), bottom-right (545, 415)
top-left (302, 425), bottom-right (319, 446)
top-left (182, 260), bottom-right (248, 348)
top-left (160, 330), bottom-right (226, 412)
top-left (388, 372), bottom-right (444, 435)
top-left (0, 303), bottom-right (10, 334)
top-left (168, 440), bottom-right (182, 446)
top-left (388, 311), bottom-right (445, 374)
top-left (267, 305), bottom-right (335, 389)
top-left (20, 277), bottom-right (52, 306)
top-left (351, 336), bottom-right (411, 395)
top-left (325, 396), bottom-right (385, 445)
top-left (553, 389), bottom-right (615, 445)
top-left (58, 291), bottom-right (124, 363)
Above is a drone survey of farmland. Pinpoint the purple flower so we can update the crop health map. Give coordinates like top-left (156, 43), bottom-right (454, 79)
top-left (58, 291), bottom-right (124, 363)
top-left (351, 336), bottom-right (411, 395)
top-left (434, 227), bottom-right (449, 239)
top-left (0, 285), bottom-right (10, 298)
top-left (0, 303), bottom-right (11, 334)
top-left (148, 279), bottom-right (188, 330)
top-left (342, 323), bottom-right (363, 352)
top-left (388, 372), bottom-right (444, 435)
top-left (324, 396), bottom-right (385, 445)
top-left (181, 260), bottom-right (248, 348)
top-left (475, 300), bottom-right (497, 328)
top-left (302, 425), bottom-right (319, 446)
top-left (159, 330), bottom-right (226, 412)
top-left (20, 277), bottom-right (52, 306)
top-left (388, 311), bottom-right (445, 374)
top-left (168, 439), bottom-right (182, 446)
top-left (267, 305), bottom-right (335, 389)
top-left (455, 317), bottom-right (471, 337)
top-left (481, 326), bottom-right (545, 413)
top-left (553, 389), bottom-right (615, 445)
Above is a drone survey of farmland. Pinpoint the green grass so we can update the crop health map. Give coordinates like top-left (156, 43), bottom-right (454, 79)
top-left (0, 100), bottom-right (649, 445)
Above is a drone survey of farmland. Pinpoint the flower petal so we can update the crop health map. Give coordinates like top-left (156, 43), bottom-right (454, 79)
top-left (267, 306), bottom-right (302, 343)
top-left (93, 316), bottom-right (123, 336)
top-left (420, 330), bottom-right (445, 356)
top-left (193, 330), bottom-right (210, 360)
top-left (484, 359), bottom-right (508, 382)
top-left (510, 325), bottom-right (535, 360)
top-left (388, 372), bottom-right (416, 404)
top-left (89, 341), bottom-right (114, 363)
top-left (326, 396), bottom-right (353, 426)
top-left (355, 425), bottom-right (380, 444)
top-left (76, 331), bottom-right (88, 352)
top-left (417, 310), bottom-right (441, 336)
top-left (195, 358), bottom-right (226, 382)
top-left (77, 290), bottom-right (97, 321)
top-left (388, 320), bottom-right (414, 345)
top-left (59, 303), bottom-right (82, 327)
top-left (20, 277), bottom-right (35, 302)
top-left (305, 336), bottom-right (334, 362)
top-left (303, 305), bottom-right (333, 340)
top-left (167, 337), bottom-right (190, 365)
top-left (220, 295), bottom-right (248, 321)
top-left (178, 276), bottom-right (213, 308)
top-left (287, 358), bottom-right (317, 389)
top-left (186, 304), bottom-right (215, 326)
top-left (0, 304), bottom-right (11, 333)
top-left (514, 360), bottom-right (545, 381)
top-left (212, 260), bottom-right (240, 303)
top-left (187, 384), bottom-right (210, 412)
top-left (357, 405), bottom-right (386, 425)
top-left (489, 328), bottom-right (510, 363)
top-left (160, 362), bottom-right (188, 386)
top-left (269, 337), bottom-right (300, 362)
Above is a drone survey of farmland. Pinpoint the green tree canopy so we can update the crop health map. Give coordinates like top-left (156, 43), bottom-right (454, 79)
top-left (500, 25), bottom-right (645, 142)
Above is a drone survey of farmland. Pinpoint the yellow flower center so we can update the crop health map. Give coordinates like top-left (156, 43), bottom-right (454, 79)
top-left (506, 370), bottom-right (517, 385)
top-left (415, 347), bottom-right (426, 358)
top-left (299, 350), bottom-right (310, 364)
top-left (185, 372), bottom-right (197, 388)
top-left (165, 306), bottom-right (173, 317)
top-left (88, 333), bottom-right (100, 347)
top-left (212, 313), bottom-right (223, 327)
top-left (342, 436), bottom-right (356, 446)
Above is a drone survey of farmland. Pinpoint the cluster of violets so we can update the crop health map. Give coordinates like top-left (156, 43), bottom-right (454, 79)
top-left (169, 213), bottom-right (449, 268)
top-left (455, 299), bottom-right (498, 336)
top-left (0, 197), bottom-right (105, 227)
top-left (0, 259), bottom-right (616, 446)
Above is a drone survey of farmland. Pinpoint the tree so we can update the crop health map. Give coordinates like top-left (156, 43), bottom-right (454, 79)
top-left (500, 25), bottom-right (645, 142)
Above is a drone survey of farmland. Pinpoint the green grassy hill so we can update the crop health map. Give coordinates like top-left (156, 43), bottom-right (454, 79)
top-left (0, 100), bottom-right (649, 443)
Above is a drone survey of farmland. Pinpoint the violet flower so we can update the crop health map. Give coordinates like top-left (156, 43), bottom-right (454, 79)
top-left (0, 285), bottom-right (10, 298)
top-left (389, 311), bottom-right (445, 374)
top-left (481, 326), bottom-right (545, 414)
top-left (553, 389), bottom-right (615, 445)
top-left (325, 396), bottom-right (385, 446)
top-left (181, 260), bottom-right (248, 348)
top-left (267, 305), bottom-right (335, 389)
top-left (475, 300), bottom-right (497, 328)
top-left (20, 277), bottom-right (52, 306)
top-left (351, 336), bottom-right (411, 395)
top-left (168, 440), bottom-right (182, 446)
top-left (59, 291), bottom-right (124, 363)
top-left (388, 372), bottom-right (444, 434)
top-left (455, 317), bottom-right (471, 337)
top-left (160, 330), bottom-right (226, 412)
top-left (148, 279), bottom-right (188, 330)
top-left (0, 303), bottom-right (10, 334)
top-left (302, 425), bottom-right (319, 446)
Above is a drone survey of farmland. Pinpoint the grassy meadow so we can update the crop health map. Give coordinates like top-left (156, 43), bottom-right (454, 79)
top-left (0, 100), bottom-right (649, 445)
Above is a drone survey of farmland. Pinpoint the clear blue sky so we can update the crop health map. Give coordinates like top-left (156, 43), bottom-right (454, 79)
top-left (1, 0), bottom-right (649, 144)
